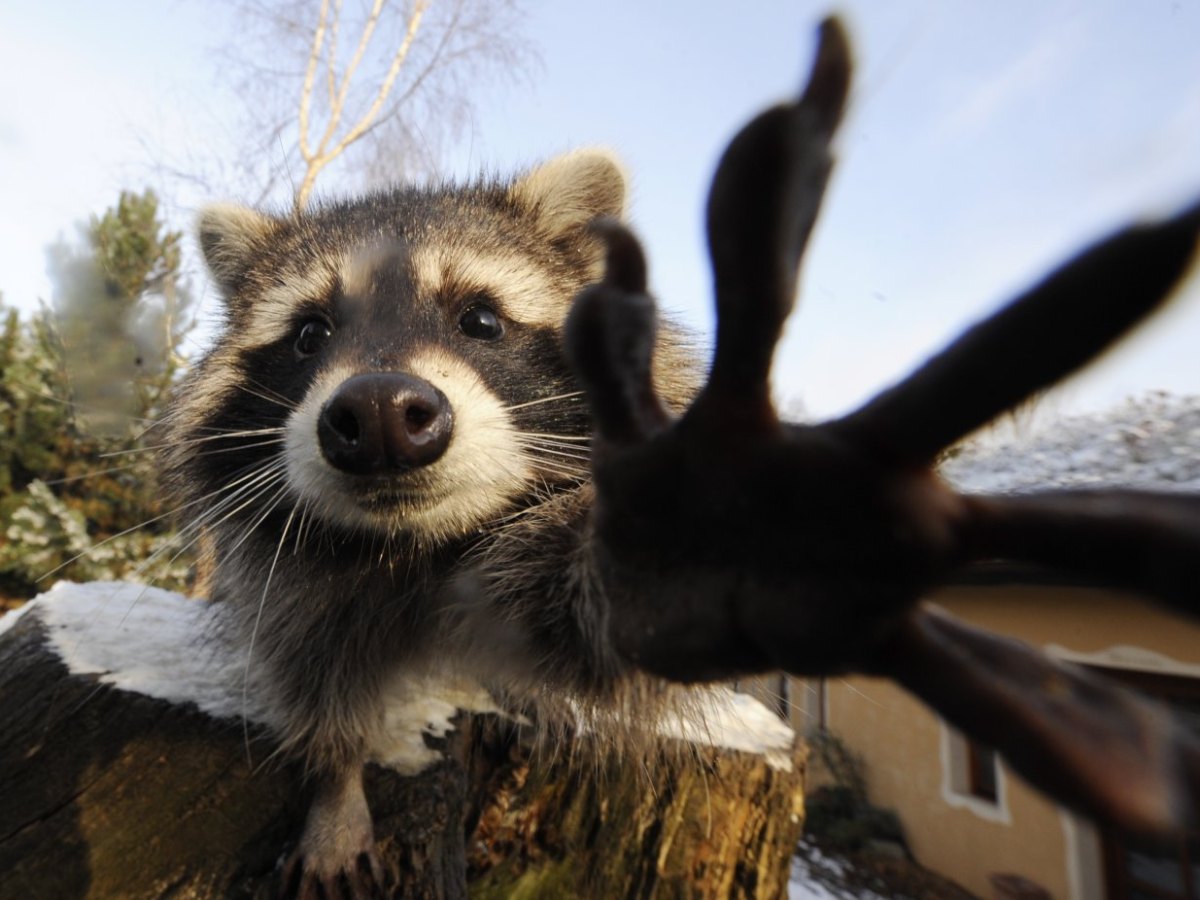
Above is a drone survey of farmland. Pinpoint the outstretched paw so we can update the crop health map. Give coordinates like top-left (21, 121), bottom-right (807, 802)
top-left (566, 13), bottom-right (1200, 836)
top-left (565, 17), bottom-right (942, 681)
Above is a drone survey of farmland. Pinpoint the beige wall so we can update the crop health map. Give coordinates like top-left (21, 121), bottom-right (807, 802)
top-left (817, 584), bottom-right (1200, 900)
top-left (827, 674), bottom-right (1071, 898)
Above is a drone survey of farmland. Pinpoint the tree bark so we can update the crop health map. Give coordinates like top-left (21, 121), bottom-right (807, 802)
top-left (466, 724), bottom-right (806, 898)
top-left (0, 590), bottom-right (804, 899)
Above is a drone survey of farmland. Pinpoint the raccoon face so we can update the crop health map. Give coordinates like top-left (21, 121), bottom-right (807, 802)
top-left (185, 150), bottom-right (626, 543)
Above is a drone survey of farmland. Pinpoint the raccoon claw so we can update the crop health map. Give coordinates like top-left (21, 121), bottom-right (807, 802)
top-left (280, 848), bottom-right (387, 900)
top-left (832, 198), bottom-right (1200, 466)
top-left (568, 18), bottom-right (886, 682)
top-left (279, 770), bottom-right (386, 899)
top-left (878, 606), bottom-right (1200, 833)
top-left (569, 21), bottom-right (850, 445)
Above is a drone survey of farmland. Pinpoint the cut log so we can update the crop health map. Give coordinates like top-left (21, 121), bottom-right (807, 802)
top-left (466, 720), bottom-right (805, 898)
top-left (0, 583), bottom-right (805, 899)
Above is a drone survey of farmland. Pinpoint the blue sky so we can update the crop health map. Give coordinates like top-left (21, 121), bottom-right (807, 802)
top-left (2, 0), bottom-right (1199, 423)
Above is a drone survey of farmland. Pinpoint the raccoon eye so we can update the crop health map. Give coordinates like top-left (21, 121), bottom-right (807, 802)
top-left (294, 319), bottom-right (333, 358)
top-left (458, 303), bottom-right (505, 341)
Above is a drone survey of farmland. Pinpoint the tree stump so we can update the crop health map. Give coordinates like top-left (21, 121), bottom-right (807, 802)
top-left (0, 583), bottom-right (805, 899)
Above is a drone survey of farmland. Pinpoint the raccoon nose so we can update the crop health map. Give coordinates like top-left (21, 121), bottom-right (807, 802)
top-left (318, 373), bottom-right (454, 474)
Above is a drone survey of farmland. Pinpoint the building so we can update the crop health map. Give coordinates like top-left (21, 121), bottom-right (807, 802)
top-left (794, 395), bottom-right (1200, 899)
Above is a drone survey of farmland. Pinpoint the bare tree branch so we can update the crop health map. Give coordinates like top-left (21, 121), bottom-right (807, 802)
top-left (326, 0), bottom-right (342, 110)
top-left (135, 0), bottom-right (533, 214)
top-left (297, 0), bottom-right (331, 166)
top-left (356, 1), bottom-right (468, 144)
top-left (295, 0), bottom-right (430, 211)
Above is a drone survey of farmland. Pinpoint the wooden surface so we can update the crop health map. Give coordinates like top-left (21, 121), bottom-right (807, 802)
top-left (468, 730), bottom-right (807, 898)
top-left (0, 601), bottom-right (805, 899)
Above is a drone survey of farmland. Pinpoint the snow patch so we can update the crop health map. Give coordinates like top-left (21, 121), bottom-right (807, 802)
top-left (660, 685), bottom-right (797, 771)
top-left (30, 580), bottom-right (248, 715)
top-left (1, 582), bottom-right (794, 773)
top-left (374, 675), bottom-right (501, 774)
top-left (789, 841), bottom-right (890, 900)
top-left (1, 581), bottom-right (499, 774)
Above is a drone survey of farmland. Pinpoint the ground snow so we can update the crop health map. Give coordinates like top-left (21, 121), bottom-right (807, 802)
top-left (788, 841), bottom-right (890, 900)
top-left (788, 873), bottom-right (846, 900)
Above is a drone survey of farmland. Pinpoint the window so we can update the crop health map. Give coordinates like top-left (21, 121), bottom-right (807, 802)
top-left (949, 734), bottom-right (999, 804)
top-left (941, 726), bottom-right (1009, 823)
top-left (965, 741), bottom-right (999, 803)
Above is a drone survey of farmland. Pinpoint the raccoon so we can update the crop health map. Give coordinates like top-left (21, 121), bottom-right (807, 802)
top-left (163, 150), bottom-right (697, 890)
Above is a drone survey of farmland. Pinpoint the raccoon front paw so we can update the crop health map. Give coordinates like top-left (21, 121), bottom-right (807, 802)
top-left (565, 19), bottom-right (887, 683)
top-left (279, 770), bottom-right (387, 899)
top-left (565, 13), bottom-right (1200, 840)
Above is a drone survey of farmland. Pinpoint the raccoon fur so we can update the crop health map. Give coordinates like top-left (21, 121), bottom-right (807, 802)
top-left (162, 150), bottom-right (698, 887)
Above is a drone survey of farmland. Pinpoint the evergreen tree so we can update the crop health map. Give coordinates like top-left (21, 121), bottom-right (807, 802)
top-left (0, 190), bottom-right (197, 606)
top-left (48, 188), bottom-right (195, 432)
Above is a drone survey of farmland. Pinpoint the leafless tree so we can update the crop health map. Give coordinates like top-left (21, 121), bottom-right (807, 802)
top-left (167, 0), bottom-right (532, 209)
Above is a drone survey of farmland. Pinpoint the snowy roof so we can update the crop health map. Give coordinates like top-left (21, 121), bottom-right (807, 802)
top-left (939, 393), bottom-right (1200, 495)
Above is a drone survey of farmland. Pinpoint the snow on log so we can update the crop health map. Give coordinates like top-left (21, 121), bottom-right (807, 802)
top-left (0, 582), bottom-right (805, 899)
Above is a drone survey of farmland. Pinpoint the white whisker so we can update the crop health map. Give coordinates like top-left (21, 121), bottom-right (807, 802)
top-left (516, 443), bottom-right (592, 464)
top-left (192, 438), bottom-right (289, 458)
top-left (505, 391), bottom-right (585, 411)
top-left (235, 379), bottom-right (299, 411)
top-left (110, 467), bottom-right (290, 626)
top-left (98, 427), bottom-right (286, 459)
top-left (112, 465), bottom-right (292, 589)
top-left (243, 502), bottom-right (301, 765)
top-left (512, 431), bottom-right (591, 443)
top-left (41, 462), bottom-right (145, 485)
top-left (221, 480), bottom-right (294, 558)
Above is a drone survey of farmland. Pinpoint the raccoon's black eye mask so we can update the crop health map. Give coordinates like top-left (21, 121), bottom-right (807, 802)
top-left (565, 16), bottom-right (1200, 836)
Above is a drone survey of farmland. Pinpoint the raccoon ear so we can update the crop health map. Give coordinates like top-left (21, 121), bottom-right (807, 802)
top-left (197, 203), bottom-right (280, 295)
top-left (510, 149), bottom-right (628, 242)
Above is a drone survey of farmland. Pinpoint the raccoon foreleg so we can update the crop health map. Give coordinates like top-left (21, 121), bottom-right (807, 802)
top-left (252, 606), bottom-right (393, 897)
top-left (281, 763), bottom-right (385, 899)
